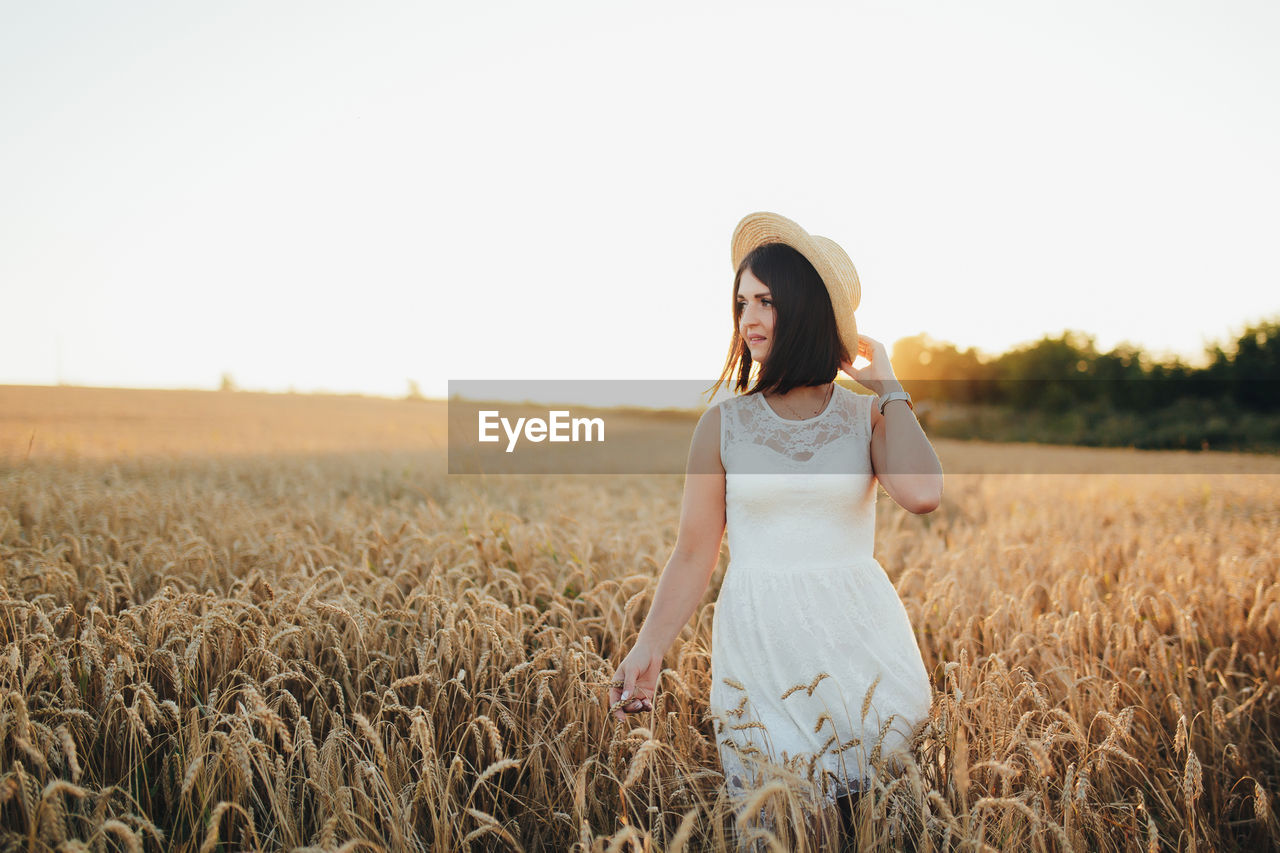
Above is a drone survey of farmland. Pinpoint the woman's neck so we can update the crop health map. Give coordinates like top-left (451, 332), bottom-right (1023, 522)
top-left (764, 381), bottom-right (834, 418)
top-left (766, 381), bottom-right (833, 399)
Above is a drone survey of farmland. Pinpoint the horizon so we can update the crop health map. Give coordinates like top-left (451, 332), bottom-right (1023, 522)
top-left (5, 315), bottom-right (1272, 401)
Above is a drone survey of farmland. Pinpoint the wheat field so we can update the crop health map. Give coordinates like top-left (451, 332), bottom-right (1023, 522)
top-left (1, 386), bottom-right (1278, 852)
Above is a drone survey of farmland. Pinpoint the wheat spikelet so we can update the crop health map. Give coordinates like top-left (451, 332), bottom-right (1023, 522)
top-left (159, 699), bottom-right (181, 729)
top-left (41, 780), bottom-right (87, 803)
top-left (666, 807), bottom-right (699, 853)
top-left (137, 684), bottom-right (159, 727)
top-left (658, 666), bottom-right (689, 696)
top-left (474, 647), bottom-right (492, 678)
top-left (1222, 741), bottom-right (1241, 770)
top-left (545, 721), bottom-right (578, 759)
top-left (14, 736), bottom-right (50, 772)
top-left (732, 779), bottom-right (790, 831)
top-left (1046, 707), bottom-right (1086, 744)
top-left (860, 675), bottom-right (881, 724)
top-left (410, 711), bottom-right (434, 760)
top-left (1174, 715), bottom-right (1187, 755)
top-left (812, 712), bottom-right (834, 735)
top-left (497, 660), bottom-right (534, 687)
top-left (1212, 696), bottom-right (1229, 732)
top-left (976, 796), bottom-right (1074, 853)
top-left (953, 723), bottom-right (970, 803)
top-left (472, 714), bottom-right (505, 759)
top-left (490, 703), bottom-right (521, 737)
top-left (98, 658), bottom-right (115, 702)
top-left (1074, 765), bottom-right (1091, 806)
top-left (868, 714), bottom-right (897, 769)
top-left (36, 785), bottom-right (69, 848)
top-left (1255, 781), bottom-right (1270, 822)
top-left (180, 755), bottom-right (204, 799)
top-left (779, 682), bottom-right (807, 701)
top-left (124, 812), bottom-right (162, 849)
top-left (973, 760), bottom-right (1020, 783)
top-left (270, 752), bottom-right (290, 820)
top-left (607, 726), bottom-right (626, 771)
top-left (1182, 749), bottom-right (1203, 805)
top-left (1116, 706), bottom-right (1135, 738)
top-left (473, 757), bottom-right (521, 790)
top-left (887, 786), bottom-right (905, 837)
top-left (331, 640), bottom-right (353, 686)
top-left (834, 736), bottom-right (861, 755)
top-left (56, 653), bottom-right (78, 703)
top-left (197, 801), bottom-right (239, 853)
top-left (722, 677), bottom-right (747, 692)
top-left (461, 807), bottom-right (519, 846)
top-left (9, 691), bottom-right (32, 740)
top-left (1020, 738), bottom-right (1051, 776)
top-left (55, 725), bottom-right (81, 784)
top-left (296, 715), bottom-right (319, 774)
top-left (60, 708), bottom-right (95, 726)
top-left (244, 685), bottom-right (293, 753)
top-left (1098, 742), bottom-right (1140, 768)
top-left (622, 738), bottom-right (662, 788)
top-left (1008, 709), bottom-right (1036, 746)
top-left (353, 712), bottom-right (388, 771)
top-left (924, 788), bottom-right (956, 830)
top-left (229, 718), bottom-right (253, 787)
top-left (7, 760), bottom-right (36, 826)
top-left (438, 626), bottom-right (456, 662)
top-left (1028, 681), bottom-right (1049, 710)
top-left (731, 721), bottom-right (768, 731)
top-left (101, 819), bottom-right (143, 853)
top-left (158, 751), bottom-right (179, 806)
top-left (391, 673), bottom-right (434, 690)
top-left (57, 840), bottom-right (92, 853)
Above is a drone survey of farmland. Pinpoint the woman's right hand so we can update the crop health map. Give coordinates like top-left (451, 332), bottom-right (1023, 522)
top-left (609, 642), bottom-right (664, 721)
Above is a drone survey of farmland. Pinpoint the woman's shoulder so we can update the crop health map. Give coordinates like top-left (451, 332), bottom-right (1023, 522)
top-left (711, 393), bottom-right (753, 446)
top-left (835, 384), bottom-right (875, 432)
top-left (713, 391), bottom-right (752, 415)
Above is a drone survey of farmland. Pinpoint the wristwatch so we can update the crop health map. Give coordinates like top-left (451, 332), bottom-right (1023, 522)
top-left (877, 390), bottom-right (913, 413)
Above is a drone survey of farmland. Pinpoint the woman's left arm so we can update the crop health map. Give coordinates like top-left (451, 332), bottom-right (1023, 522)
top-left (844, 334), bottom-right (944, 515)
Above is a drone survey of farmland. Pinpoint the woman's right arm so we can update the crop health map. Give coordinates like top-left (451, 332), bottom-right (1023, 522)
top-left (609, 405), bottom-right (726, 720)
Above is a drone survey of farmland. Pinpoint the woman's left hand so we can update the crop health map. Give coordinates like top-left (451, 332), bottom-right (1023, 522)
top-left (840, 334), bottom-right (900, 397)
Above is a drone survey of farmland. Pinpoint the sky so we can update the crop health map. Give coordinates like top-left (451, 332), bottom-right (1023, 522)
top-left (2, 0), bottom-right (1277, 400)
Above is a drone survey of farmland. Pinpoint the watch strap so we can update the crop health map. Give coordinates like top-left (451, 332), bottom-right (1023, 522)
top-left (878, 390), bottom-right (913, 413)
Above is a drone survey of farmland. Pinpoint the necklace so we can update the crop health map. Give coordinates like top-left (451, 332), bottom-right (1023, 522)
top-left (773, 382), bottom-right (833, 420)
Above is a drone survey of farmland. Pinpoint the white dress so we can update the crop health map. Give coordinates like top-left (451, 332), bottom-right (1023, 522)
top-left (708, 383), bottom-right (933, 809)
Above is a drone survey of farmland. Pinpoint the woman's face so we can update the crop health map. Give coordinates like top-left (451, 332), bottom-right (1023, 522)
top-left (736, 268), bottom-right (775, 365)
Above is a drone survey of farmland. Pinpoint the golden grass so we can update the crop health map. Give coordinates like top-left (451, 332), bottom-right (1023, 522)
top-left (0, 385), bottom-right (1277, 851)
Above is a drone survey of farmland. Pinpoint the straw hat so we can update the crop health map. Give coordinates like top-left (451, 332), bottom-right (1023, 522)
top-left (730, 211), bottom-right (861, 363)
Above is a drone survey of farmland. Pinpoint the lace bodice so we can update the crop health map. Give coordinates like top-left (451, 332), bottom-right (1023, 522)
top-left (718, 384), bottom-right (878, 569)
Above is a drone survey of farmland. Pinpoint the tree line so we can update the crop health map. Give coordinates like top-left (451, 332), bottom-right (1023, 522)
top-left (891, 316), bottom-right (1279, 413)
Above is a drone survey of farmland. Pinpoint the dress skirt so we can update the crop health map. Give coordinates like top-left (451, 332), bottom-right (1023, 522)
top-left (707, 554), bottom-right (933, 809)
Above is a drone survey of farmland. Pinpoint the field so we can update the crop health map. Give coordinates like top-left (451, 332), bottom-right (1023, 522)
top-left (1, 385), bottom-right (1278, 851)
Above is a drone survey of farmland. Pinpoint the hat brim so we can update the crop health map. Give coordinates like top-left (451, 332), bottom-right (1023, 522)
top-left (731, 211), bottom-right (861, 364)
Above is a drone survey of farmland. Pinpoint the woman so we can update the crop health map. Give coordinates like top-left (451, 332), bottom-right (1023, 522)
top-left (609, 211), bottom-right (942, 843)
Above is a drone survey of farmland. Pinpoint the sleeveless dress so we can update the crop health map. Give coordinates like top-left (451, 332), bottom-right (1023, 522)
top-left (707, 383), bottom-right (934, 809)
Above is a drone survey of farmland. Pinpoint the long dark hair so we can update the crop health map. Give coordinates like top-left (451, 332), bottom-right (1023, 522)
top-left (709, 242), bottom-right (845, 397)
